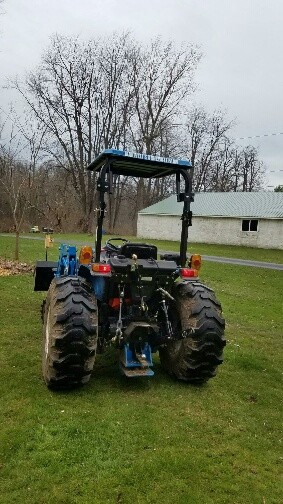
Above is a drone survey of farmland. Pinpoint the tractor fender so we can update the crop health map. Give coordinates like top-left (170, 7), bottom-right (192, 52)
top-left (173, 279), bottom-right (201, 298)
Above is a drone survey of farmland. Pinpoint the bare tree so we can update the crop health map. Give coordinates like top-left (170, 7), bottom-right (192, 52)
top-left (14, 33), bottom-right (136, 232)
top-left (26, 160), bottom-right (70, 231)
top-left (14, 33), bottom-right (201, 233)
top-left (208, 137), bottom-right (237, 191)
top-left (186, 107), bottom-right (234, 191)
top-left (238, 145), bottom-right (264, 192)
top-left (1, 29), bottom-right (266, 237)
top-left (0, 132), bottom-right (30, 259)
top-left (185, 107), bottom-right (264, 192)
top-left (129, 38), bottom-right (200, 154)
top-left (127, 38), bottom-right (200, 221)
top-left (212, 143), bottom-right (264, 193)
top-left (0, 111), bottom-right (46, 258)
top-left (14, 35), bottom-right (98, 231)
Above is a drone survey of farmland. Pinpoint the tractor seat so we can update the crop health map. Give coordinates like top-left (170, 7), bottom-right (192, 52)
top-left (119, 242), bottom-right (158, 260)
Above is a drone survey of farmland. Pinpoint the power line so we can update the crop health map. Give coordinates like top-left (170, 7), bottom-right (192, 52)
top-left (236, 131), bottom-right (283, 140)
top-left (172, 123), bottom-right (283, 141)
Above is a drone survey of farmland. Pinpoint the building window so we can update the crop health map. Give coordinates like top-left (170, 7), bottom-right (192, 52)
top-left (242, 219), bottom-right (258, 232)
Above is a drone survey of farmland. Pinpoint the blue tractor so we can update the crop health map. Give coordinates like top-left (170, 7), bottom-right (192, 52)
top-left (34, 150), bottom-right (225, 389)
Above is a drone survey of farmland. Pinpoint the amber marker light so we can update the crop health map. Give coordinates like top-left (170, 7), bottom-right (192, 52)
top-left (79, 246), bottom-right (93, 264)
top-left (190, 254), bottom-right (202, 271)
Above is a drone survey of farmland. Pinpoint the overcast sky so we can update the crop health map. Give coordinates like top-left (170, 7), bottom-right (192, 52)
top-left (0, 0), bottom-right (282, 188)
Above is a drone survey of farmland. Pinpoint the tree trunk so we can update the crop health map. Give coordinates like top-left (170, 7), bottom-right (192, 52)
top-left (14, 231), bottom-right (20, 261)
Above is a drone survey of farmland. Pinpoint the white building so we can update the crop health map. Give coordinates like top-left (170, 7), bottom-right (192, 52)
top-left (137, 192), bottom-right (283, 250)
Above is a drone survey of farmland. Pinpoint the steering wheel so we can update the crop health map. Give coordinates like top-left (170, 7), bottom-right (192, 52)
top-left (105, 237), bottom-right (129, 253)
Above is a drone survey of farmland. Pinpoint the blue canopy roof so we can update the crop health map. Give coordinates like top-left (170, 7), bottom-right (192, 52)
top-left (87, 149), bottom-right (192, 178)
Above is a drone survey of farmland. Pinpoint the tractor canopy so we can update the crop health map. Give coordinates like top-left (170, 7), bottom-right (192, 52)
top-left (87, 149), bottom-right (194, 266)
top-left (87, 149), bottom-right (192, 177)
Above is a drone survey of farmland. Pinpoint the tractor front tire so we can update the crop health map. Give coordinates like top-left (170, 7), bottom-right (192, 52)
top-left (42, 276), bottom-right (98, 389)
top-left (159, 282), bottom-right (225, 383)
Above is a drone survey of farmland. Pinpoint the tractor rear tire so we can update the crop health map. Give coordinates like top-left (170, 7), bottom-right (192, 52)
top-left (42, 276), bottom-right (98, 389)
top-left (159, 282), bottom-right (225, 383)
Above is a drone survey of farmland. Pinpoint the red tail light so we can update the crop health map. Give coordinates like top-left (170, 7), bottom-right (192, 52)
top-left (109, 297), bottom-right (131, 309)
top-left (92, 263), bottom-right (111, 274)
top-left (109, 297), bottom-right (120, 309)
top-left (179, 268), bottom-right (198, 278)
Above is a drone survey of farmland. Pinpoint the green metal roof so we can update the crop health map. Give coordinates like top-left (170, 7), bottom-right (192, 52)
top-left (139, 192), bottom-right (283, 219)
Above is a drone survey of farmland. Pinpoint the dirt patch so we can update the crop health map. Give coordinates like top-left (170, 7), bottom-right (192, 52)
top-left (0, 258), bottom-right (34, 276)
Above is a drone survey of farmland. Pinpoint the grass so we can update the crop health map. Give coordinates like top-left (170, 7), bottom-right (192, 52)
top-left (0, 239), bottom-right (282, 503)
top-left (1, 232), bottom-right (283, 264)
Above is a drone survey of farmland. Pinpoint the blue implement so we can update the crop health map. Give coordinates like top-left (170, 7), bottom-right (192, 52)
top-left (56, 244), bottom-right (78, 277)
top-left (120, 343), bottom-right (154, 377)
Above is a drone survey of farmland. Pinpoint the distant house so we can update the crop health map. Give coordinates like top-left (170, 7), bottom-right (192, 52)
top-left (137, 192), bottom-right (283, 250)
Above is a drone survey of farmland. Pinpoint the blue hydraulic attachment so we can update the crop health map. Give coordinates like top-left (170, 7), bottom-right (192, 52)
top-left (120, 343), bottom-right (154, 377)
top-left (56, 244), bottom-right (78, 277)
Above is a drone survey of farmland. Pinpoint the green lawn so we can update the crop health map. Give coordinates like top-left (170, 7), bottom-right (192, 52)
top-left (0, 237), bottom-right (282, 503)
top-left (1, 232), bottom-right (283, 264)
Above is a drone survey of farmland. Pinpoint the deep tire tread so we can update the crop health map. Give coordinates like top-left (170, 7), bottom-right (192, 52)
top-left (42, 276), bottom-right (98, 390)
top-left (159, 281), bottom-right (226, 383)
